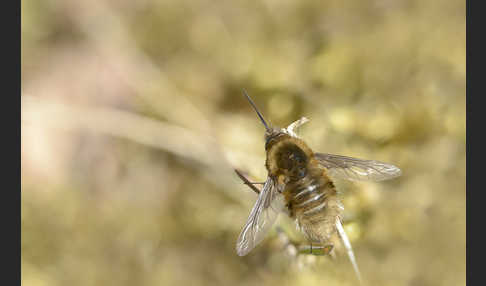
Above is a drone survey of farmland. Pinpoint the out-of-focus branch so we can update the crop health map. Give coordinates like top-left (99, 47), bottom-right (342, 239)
top-left (21, 95), bottom-right (226, 169)
top-left (22, 95), bottom-right (267, 202)
top-left (63, 0), bottom-right (212, 133)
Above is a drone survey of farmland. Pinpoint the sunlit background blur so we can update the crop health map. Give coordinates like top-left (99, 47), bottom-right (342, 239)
top-left (21, 0), bottom-right (465, 285)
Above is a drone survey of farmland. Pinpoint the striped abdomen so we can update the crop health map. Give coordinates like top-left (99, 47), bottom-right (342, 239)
top-left (283, 163), bottom-right (343, 243)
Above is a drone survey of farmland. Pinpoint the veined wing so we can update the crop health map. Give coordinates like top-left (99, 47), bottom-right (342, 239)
top-left (315, 153), bottom-right (402, 182)
top-left (236, 176), bottom-right (285, 256)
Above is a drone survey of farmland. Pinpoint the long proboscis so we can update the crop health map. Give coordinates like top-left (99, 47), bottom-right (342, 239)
top-left (242, 90), bottom-right (270, 131)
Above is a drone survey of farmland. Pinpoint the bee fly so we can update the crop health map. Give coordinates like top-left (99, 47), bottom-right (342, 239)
top-left (235, 91), bottom-right (402, 284)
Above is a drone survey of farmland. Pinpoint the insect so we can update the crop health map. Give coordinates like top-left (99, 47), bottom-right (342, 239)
top-left (235, 91), bottom-right (402, 284)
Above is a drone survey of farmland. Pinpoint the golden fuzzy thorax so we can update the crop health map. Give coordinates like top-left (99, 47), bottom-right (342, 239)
top-left (265, 134), bottom-right (314, 177)
top-left (264, 131), bottom-right (343, 244)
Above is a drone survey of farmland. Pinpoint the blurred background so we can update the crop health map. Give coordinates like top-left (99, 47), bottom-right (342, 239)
top-left (21, 0), bottom-right (465, 285)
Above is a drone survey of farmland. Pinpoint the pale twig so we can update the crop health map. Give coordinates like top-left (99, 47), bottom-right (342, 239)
top-left (21, 95), bottom-right (226, 171)
top-left (336, 218), bottom-right (364, 285)
top-left (21, 95), bottom-right (269, 203)
top-left (63, 0), bottom-right (211, 133)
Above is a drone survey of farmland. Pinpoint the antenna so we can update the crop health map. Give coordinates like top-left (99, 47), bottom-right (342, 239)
top-left (242, 89), bottom-right (270, 131)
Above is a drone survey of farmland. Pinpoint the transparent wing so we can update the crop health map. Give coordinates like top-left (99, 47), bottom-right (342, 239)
top-left (236, 176), bottom-right (286, 256)
top-left (315, 153), bottom-right (402, 182)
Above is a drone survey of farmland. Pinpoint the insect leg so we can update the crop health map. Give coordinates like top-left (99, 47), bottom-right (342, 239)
top-left (276, 227), bottom-right (334, 257)
top-left (234, 169), bottom-right (262, 194)
top-left (286, 117), bottom-right (309, 137)
top-left (297, 243), bottom-right (334, 256)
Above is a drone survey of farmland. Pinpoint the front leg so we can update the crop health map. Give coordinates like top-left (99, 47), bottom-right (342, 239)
top-left (234, 169), bottom-right (264, 194)
top-left (286, 117), bottom-right (309, 137)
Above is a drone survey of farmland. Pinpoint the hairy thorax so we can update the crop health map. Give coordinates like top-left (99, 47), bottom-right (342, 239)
top-left (265, 136), bottom-right (342, 243)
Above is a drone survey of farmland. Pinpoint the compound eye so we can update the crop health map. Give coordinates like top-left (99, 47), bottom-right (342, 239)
top-left (298, 169), bottom-right (306, 178)
top-left (265, 137), bottom-right (277, 150)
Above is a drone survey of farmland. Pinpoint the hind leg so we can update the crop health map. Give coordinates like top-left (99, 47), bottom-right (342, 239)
top-left (298, 243), bottom-right (334, 256)
top-left (275, 227), bottom-right (334, 257)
